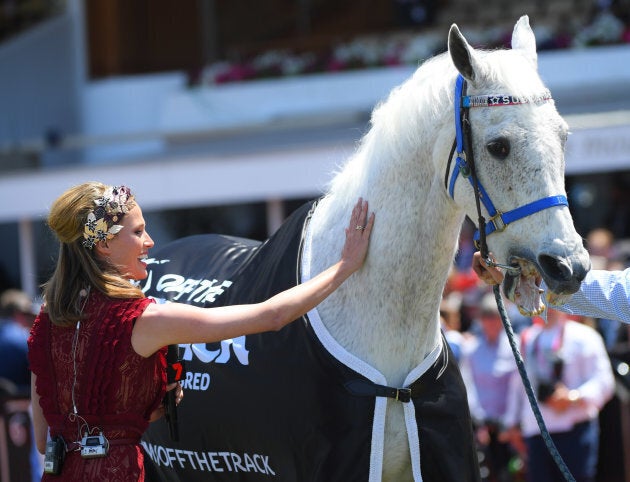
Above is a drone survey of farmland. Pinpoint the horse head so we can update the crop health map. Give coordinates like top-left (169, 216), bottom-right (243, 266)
top-left (447, 16), bottom-right (590, 316)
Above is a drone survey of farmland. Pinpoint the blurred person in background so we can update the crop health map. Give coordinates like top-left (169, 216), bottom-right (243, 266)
top-left (460, 292), bottom-right (522, 482)
top-left (584, 228), bottom-right (627, 350)
top-left (585, 227), bottom-right (615, 270)
top-left (0, 288), bottom-right (36, 395)
top-left (440, 291), bottom-right (465, 362)
top-left (501, 308), bottom-right (614, 482)
top-left (0, 288), bottom-right (43, 481)
top-left (473, 248), bottom-right (630, 481)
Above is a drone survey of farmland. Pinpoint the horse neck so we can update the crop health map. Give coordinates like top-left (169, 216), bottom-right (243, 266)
top-left (307, 133), bottom-right (465, 383)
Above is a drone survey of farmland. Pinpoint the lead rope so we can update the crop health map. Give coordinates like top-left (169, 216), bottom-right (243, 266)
top-left (491, 284), bottom-right (575, 482)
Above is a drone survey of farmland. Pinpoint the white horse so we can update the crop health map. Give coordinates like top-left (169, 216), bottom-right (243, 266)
top-left (301, 15), bottom-right (589, 480)
top-left (141, 16), bottom-right (590, 482)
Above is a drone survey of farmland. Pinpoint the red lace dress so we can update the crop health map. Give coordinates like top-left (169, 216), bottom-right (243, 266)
top-left (28, 291), bottom-right (167, 481)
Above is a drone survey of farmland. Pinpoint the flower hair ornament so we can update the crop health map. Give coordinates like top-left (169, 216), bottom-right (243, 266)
top-left (82, 185), bottom-right (133, 249)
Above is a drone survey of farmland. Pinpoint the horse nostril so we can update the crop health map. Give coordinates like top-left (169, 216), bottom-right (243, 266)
top-left (538, 254), bottom-right (573, 282)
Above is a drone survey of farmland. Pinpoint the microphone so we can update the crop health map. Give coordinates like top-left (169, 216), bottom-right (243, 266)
top-left (164, 344), bottom-right (185, 441)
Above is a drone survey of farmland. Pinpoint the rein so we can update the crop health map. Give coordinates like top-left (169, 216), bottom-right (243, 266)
top-left (446, 74), bottom-right (576, 482)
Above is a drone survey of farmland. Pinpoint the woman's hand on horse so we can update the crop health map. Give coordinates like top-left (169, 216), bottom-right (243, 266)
top-left (472, 251), bottom-right (504, 285)
top-left (341, 198), bottom-right (375, 274)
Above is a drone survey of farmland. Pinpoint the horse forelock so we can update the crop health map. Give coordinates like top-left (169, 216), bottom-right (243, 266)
top-left (471, 48), bottom-right (549, 98)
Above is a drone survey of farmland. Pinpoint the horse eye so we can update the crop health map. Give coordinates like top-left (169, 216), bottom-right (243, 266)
top-left (486, 138), bottom-right (510, 159)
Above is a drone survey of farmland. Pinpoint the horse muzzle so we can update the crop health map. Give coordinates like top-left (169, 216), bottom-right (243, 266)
top-left (503, 249), bottom-right (590, 316)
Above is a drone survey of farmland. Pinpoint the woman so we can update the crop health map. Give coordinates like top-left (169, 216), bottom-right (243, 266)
top-left (28, 182), bottom-right (374, 481)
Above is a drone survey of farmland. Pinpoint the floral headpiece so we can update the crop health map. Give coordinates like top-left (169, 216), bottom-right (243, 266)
top-left (82, 185), bottom-right (133, 249)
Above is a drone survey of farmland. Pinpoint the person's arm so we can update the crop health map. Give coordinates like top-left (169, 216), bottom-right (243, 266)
top-left (132, 198), bottom-right (375, 357)
top-left (554, 269), bottom-right (630, 323)
top-left (30, 373), bottom-right (48, 454)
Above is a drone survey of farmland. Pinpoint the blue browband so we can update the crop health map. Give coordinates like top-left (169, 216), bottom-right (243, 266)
top-left (447, 74), bottom-right (568, 243)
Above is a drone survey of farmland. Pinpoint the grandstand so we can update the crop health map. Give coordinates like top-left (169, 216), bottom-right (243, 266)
top-left (0, 0), bottom-right (629, 294)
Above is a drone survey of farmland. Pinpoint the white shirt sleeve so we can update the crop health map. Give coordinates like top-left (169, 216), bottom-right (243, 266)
top-left (554, 268), bottom-right (630, 323)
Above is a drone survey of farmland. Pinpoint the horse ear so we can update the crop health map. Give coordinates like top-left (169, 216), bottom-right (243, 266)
top-left (511, 15), bottom-right (538, 67)
top-left (448, 24), bottom-right (481, 84)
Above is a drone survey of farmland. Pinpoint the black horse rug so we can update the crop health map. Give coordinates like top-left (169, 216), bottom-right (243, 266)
top-left (140, 201), bottom-right (479, 482)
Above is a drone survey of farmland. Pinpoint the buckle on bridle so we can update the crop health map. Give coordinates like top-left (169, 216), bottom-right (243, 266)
top-left (490, 211), bottom-right (506, 232)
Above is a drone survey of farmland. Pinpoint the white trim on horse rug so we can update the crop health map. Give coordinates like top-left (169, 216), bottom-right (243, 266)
top-left (300, 214), bottom-right (443, 482)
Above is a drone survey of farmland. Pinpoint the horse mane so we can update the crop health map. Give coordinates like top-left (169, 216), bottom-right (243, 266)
top-left (324, 52), bottom-right (455, 203)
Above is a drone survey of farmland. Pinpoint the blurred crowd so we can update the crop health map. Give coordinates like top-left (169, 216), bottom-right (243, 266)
top-left (0, 288), bottom-right (37, 396)
top-left (205, 0), bottom-right (630, 85)
top-left (0, 287), bottom-right (42, 481)
top-left (442, 223), bottom-right (630, 482)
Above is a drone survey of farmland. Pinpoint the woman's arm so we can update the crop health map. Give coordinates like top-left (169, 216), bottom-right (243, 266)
top-left (132, 198), bottom-right (375, 357)
top-left (31, 373), bottom-right (48, 454)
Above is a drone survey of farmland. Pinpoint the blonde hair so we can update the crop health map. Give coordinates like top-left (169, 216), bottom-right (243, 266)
top-left (43, 181), bottom-right (144, 327)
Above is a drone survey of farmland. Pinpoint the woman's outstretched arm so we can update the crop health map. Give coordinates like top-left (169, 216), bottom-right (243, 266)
top-left (132, 198), bottom-right (375, 357)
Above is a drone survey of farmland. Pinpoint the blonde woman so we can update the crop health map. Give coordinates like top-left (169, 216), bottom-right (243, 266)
top-left (28, 182), bottom-right (374, 481)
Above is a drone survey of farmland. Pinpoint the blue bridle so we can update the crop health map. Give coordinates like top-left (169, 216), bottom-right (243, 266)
top-left (445, 74), bottom-right (568, 254)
